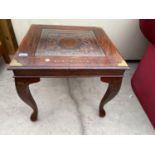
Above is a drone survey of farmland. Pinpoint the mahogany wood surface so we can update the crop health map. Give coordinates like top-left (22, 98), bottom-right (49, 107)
top-left (8, 25), bottom-right (128, 71)
top-left (99, 77), bottom-right (123, 117)
top-left (15, 78), bottom-right (40, 121)
top-left (8, 25), bottom-right (129, 121)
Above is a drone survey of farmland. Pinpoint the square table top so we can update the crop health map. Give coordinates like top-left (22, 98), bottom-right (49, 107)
top-left (9, 24), bottom-right (128, 70)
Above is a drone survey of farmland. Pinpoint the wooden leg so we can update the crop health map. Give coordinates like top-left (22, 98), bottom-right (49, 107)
top-left (15, 78), bottom-right (40, 121)
top-left (99, 77), bottom-right (123, 117)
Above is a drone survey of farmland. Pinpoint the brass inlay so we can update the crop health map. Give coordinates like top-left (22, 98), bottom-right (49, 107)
top-left (10, 59), bottom-right (22, 66)
top-left (36, 29), bottom-right (105, 56)
top-left (118, 60), bottom-right (128, 67)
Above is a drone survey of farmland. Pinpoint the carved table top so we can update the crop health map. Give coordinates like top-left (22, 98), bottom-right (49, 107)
top-left (8, 25), bottom-right (128, 70)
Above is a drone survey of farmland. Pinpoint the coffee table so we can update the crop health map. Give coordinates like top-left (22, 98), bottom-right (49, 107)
top-left (8, 25), bottom-right (129, 121)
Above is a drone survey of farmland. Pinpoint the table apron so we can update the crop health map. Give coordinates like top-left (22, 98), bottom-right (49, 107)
top-left (13, 69), bottom-right (125, 78)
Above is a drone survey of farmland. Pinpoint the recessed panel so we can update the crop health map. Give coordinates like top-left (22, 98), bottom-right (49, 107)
top-left (35, 29), bottom-right (105, 56)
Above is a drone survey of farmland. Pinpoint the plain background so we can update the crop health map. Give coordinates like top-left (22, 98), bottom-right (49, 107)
top-left (12, 19), bottom-right (148, 60)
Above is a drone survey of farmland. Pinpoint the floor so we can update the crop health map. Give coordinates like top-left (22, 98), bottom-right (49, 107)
top-left (0, 58), bottom-right (154, 134)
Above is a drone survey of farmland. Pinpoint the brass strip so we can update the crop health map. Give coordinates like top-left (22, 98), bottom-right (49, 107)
top-left (10, 59), bottom-right (22, 66)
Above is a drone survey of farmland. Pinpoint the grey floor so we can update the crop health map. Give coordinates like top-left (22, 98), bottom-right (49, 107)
top-left (0, 58), bottom-right (154, 134)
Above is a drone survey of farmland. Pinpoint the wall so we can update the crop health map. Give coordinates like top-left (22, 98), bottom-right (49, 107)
top-left (11, 19), bottom-right (148, 60)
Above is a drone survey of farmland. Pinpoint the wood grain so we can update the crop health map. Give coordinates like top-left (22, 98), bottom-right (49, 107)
top-left (8, 24), bottom-right (129, 121)
top-left (8, 25), bottom-right (129, 71)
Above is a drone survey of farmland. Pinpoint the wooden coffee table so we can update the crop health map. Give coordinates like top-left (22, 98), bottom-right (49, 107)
top-left (8, 25), bottom-right (129, 121)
